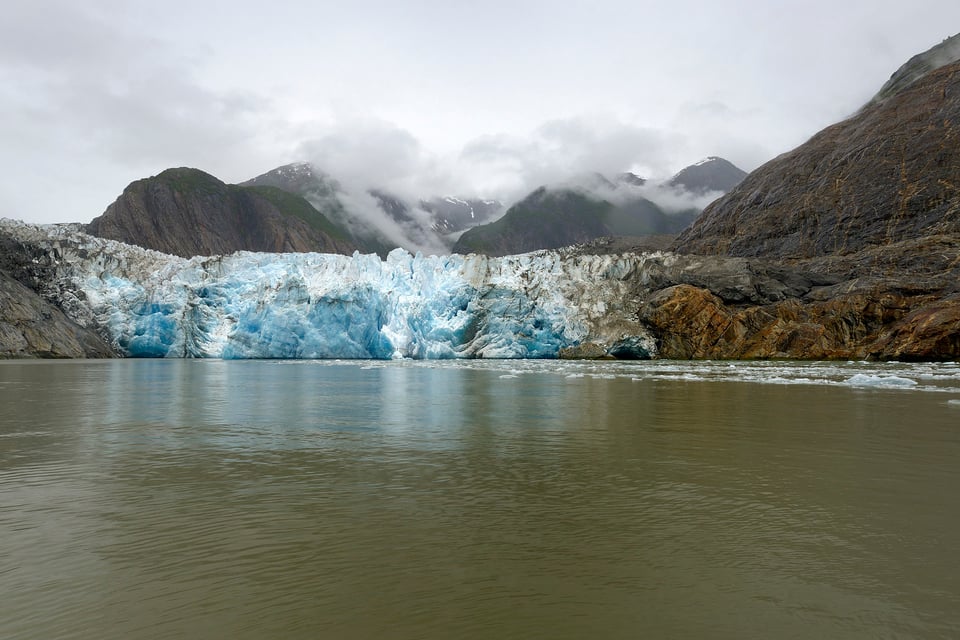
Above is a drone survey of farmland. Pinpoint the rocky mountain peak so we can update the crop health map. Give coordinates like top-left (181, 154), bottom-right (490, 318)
top-left (85, 168), bottom-right (356, 258)
top-left (871, 33), bottom-right (960, 104)
top-left (673, 54), bottom-right (960, 261)
top-left (616, 172), bottom-right (647, 187)
top-left (667, 157), bottom-right (747, 194)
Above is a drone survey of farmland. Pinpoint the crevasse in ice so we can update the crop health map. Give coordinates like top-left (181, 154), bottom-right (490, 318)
top-left (2, 220), bottom-right (659, 359)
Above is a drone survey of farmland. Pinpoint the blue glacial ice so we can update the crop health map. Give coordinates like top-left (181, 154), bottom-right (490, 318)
top-left (7, 221), bottom-right (658, 359)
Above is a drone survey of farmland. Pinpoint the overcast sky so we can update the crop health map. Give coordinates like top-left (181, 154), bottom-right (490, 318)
top-left (3, 0), bottom-right (960, 224)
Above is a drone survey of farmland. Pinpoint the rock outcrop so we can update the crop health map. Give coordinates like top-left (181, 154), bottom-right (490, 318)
top-left (0, 231), bottom-right (115, 358)
top-left (87, 168), bottom-right (357, 258)
top-left (635, 272), bottom-right (960, 361)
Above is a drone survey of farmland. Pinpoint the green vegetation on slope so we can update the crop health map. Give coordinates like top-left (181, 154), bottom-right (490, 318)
top-left (452, 186), bottom-right (698, 256)
top-left (453, 188), bottom-right (612, 255)
top-left (147, 168), bottom-right (353, 244)
top-left (242, 185), bottom-right (350, 241)
top-left (152, 167), bottom-right (228, 195)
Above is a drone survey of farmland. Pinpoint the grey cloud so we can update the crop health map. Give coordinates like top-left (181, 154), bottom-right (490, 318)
top-left (297, 120), bottom-right (425, 192)
top-left (5, 0), bottom-right (960, 230)
top-left (458, 115), bottom-right (690, 201)
top-left (0, 2), bottom-right (277, 222)
top-left (296, 119), bottom-right (452, 255)
top-left (292, 113), bottom-right (731, 252)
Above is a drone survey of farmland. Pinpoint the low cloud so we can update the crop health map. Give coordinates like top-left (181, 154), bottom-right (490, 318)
top-left (458, 115), bottom-right (690, 201)
top-left (0, 5), bottom-right (749, 230)
top-left (286, 113), bottom-right (740, 252)
top-left (295, 119), bottom-right (453, 254)
top-left (0, 2), bottom-right (279, 223)
top-left (557, 174), bottom-right (726, 217)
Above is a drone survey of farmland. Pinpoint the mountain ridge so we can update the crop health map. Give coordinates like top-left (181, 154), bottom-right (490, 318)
top-left (672, 59), bottom-right (960, 260)
top-left (86, 168), bottom-right (358, 258)
top-left (451, 158), bottom-right (742, 256)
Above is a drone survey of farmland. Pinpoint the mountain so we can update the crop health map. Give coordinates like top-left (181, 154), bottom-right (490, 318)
top-left (239, 163), bottom-right (394, 256)
top-left (451, 160), bottom-right (741, 256)
top-left (450, 185), bottom-right (698, 257)
top-left (667, 157), bottom-right (747, 194)
top-left (452, 188), bottom-right (613, 256)
top-left (7, 39), bottom-right (960, 360)
top-left (673, 58), bottom-right (960, 260)
top-left (241, 163), bottom-right (503, 255)
top-left (870, 33), bottom-right (960, 104)
top-left (240, 161), bottom-right (341, 204)
top-left (617, 172), bottom-right (647, 187)
top-left (420, 197), bottom-right (503, 234)
top-left (86, 168), bottom-right (357, 258)
top-left (647, 36), bottom-right (960, 360)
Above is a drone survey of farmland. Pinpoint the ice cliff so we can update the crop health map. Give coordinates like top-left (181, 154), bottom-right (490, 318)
top-left (1, 220), bottom-right (658, 359)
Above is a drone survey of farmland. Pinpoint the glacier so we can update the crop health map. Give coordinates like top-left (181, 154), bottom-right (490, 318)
top-left (2, 220), bottom-right (661, 359)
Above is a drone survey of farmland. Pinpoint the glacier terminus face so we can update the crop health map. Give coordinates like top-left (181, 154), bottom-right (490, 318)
top-left (3, 220), bottom-right (659, 359)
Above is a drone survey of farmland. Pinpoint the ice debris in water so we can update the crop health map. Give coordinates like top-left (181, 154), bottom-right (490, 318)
top-left (845, 374), bottom-right (918, 388)
top-left (2, 219), bottom-right (657, 360)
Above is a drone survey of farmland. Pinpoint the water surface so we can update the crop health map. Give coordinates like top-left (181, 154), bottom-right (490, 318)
top-left (2, 359), bottom-right (959, 639)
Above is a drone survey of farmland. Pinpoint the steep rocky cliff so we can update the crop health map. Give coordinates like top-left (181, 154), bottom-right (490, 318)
top-left (539, 231), bottom-right (952, 361)
top-left (87, 168), bottom-right (357, 258)
top-left (649, 37), bottom-right (960, 360)
top-left (673, 61), bottom-right (960, 260)
top-left (0, 231), bottom-right (115, 358)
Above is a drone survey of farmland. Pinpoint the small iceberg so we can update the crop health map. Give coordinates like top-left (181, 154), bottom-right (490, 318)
top-left (845, 374), bottom-right (918, 388)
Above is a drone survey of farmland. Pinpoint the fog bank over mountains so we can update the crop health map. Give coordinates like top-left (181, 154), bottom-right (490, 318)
top-left (241, 155), bottom-right (746, 256)
top-left (75, 154), bottom-right (745, 260)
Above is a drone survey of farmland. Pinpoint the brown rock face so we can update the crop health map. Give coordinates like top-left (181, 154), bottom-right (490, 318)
top-left (872, 294), bottom-right (960, 359)
top-left (0, 272), bottom-right (115, 358)
top-left (0, 234), bottom-right (115, 358)
top-left (674, 61), bottom-right (960, 260)
top-left (86, 168), bottom-right (357, 258)
top-left (637, 281), bottom-right (960, 361)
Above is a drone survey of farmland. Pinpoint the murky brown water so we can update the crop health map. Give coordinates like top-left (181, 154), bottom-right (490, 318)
top-left (2, 359), bottom-right (960, 639)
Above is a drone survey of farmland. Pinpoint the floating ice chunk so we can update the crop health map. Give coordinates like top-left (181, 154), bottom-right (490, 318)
top-left (845, 374), bottom-right (918, 388)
